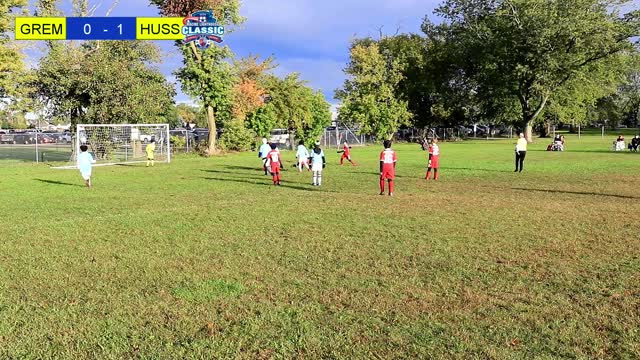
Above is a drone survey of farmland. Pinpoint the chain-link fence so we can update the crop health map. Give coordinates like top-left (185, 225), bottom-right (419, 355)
top-left (0, 130), bottom-right (73, 163)
top-left (319, 127), bottom-right (376, 148)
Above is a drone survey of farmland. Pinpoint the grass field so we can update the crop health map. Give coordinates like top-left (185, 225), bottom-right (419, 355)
top-left (0, 133), bottom-right (638, 359)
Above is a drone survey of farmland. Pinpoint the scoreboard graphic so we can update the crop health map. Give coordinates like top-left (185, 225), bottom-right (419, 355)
top-left (14, 10), bottom-right (225, 48)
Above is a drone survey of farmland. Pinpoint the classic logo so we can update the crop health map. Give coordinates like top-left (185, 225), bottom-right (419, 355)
top-left (182, 10), bottom-right (224, 50)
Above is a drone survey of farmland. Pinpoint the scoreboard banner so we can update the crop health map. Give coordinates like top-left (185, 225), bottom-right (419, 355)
top-left (14, 10), bottom-right (225, 49)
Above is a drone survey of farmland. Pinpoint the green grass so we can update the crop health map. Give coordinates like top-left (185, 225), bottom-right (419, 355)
top-left (0, 133), bottom-right (638, 359)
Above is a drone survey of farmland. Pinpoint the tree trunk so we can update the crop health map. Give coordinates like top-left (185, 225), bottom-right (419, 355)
top-left (524, 123), bottom-right (533, 143)
top-left (519, 93), bottom-right (549, 143)
top-left (539, 121), bottom-right (551, 138)
top-left (206, 105), bottom-right (217, 156)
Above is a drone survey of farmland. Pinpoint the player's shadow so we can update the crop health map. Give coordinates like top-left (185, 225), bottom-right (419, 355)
top-left (204, 177), bottom-right (320, 192)
top-left (34, 179), bottom-right (84, 187)
top-left (512, 187), bottom-right (639, 200)
top-left (224, 165), bottom-right (263, 171)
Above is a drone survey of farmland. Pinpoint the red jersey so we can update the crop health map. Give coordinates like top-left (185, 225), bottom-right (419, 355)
top-left (343, 145), bottom-right (350, 156)
top-left (428, 144), bottom-right (440, 168)
top-left (428, 144), bottom-right (440, 157)
top-left (266, 150), bottom-right (281, 169)
top-left (379, 148), bottom-right (397, 179)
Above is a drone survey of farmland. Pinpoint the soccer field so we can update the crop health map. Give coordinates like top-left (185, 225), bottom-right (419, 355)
top-left (0, 134), bottom-right (638, 358)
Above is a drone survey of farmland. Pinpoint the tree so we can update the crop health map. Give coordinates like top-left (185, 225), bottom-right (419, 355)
top-left (1, 0), bottom-right (31, 113)
top-left (379, 34), bottom-right (438, 128)
top-left (34, 41), bottom-right (175, 126)
top-left (151, 0), bottom-right (245, 155)
top-left (426, 0), bottom-right (639, 141)
top-left (336, 41), bottom-right (412, 140)
top-left (299, 90), bottom-right (332, 144)
top-left (263, 73), bottom-right (311, 131)
top-left (229, 56), bottom-right (273, 122)
top-left (246, 103), bottom-right (278, 138)
top-left (176, 103), bottom-right (207, 127)
top-left (175, 45), bottom-right (235, 154)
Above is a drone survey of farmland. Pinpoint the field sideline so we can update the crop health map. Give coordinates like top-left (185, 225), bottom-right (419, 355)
top-left (0, 134), bottom-right (638, 358)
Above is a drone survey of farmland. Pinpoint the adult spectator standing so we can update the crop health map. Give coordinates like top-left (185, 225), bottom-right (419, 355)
top-left (515, 132), bottom-right (527, 173)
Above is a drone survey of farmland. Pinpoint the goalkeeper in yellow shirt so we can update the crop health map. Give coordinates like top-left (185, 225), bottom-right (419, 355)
top-left (146, 139), bottom-right (156, 167)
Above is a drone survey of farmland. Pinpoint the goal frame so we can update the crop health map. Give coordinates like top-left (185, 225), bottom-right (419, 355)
top-left (74, 123), bottom-right (171, 167)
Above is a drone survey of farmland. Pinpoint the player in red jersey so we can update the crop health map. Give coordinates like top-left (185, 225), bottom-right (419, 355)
top-left (425, 138), bottom-right (440, 180)
top-left (266, 143), bottom-right (283, 186)
top-left (338, 141), bottom-right (357, 166)
top-left (379, 140), bottom-right (397, 196)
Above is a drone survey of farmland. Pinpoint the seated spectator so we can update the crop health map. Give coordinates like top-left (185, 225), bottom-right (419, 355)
top-left (614, 134), bottom-right (626, 152)
top-left (552, 134), bottom-right (565, 151)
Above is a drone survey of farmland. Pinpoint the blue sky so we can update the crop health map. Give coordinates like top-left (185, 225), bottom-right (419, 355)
top-left (25, 0), bottom-right (442, 106)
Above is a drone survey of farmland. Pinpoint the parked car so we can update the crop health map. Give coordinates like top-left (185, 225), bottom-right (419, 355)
top-left (37, 134), bottom-right (55, 144)
top-left (191, 128), bottom-right (209, 143)
top-left (0, 133), bottom-right (15, 144)
top-left (55, 133), bottom-right (72, 144)
top-left (13, 132), bottom-right (37, 144)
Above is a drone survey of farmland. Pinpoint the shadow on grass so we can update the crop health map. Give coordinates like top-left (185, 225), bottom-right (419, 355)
top-left (512, 187), bottom-right (639, 200)
top-left (35, 179), bottom-right (84, 187)
top-left (204, 177), bottom-right (321, 192)
top-left (224, 165), bottom-right (263, 171)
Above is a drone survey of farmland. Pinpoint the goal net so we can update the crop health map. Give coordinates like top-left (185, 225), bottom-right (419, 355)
top-left (57, 124), bottom-right (170, 168)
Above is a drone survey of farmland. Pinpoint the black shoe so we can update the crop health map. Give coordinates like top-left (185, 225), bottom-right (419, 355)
top-left (514, 169), bottom-right (518, 172)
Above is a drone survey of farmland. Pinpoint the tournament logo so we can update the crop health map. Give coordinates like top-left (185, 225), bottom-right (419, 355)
top-left (182, 10), bottom-right (225, 50)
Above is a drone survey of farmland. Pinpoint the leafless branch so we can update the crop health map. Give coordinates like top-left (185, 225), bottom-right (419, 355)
top-left (88, 2), bottom-right (100, 16)
top-left (505, 0), bottom-right (522, 29)
top-left (106, 0), bottom-right (120, 16)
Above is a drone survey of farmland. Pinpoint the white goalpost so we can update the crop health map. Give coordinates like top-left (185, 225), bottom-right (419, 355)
top-left (55, 124), bottom-right (171, 169)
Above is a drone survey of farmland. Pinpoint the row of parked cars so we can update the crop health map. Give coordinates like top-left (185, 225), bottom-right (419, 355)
top-left (0, 130), bottom-right (72, 145)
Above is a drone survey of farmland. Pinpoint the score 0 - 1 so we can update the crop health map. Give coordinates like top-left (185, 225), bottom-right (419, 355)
top-left (15, 17), bottom-right (184, 41)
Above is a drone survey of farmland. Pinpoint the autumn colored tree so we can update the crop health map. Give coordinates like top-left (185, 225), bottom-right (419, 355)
top-left (151, 0), bottom-right (244, 155)
top-left (230, 56), bottom-right (274, 120)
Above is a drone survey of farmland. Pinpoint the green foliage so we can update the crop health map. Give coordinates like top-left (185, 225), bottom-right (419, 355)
top-left (219, 120), bottom-right (256, 151)
top-left (246, 103), bottom-right (278, 138)
top-left (170, 134), bottom-right (186, 149)
top-left (262, 73), bottom-right (312, 131)
top-left (176, 103), bottom-right (207, 127)
top-left (427, 0), bottom-right (640, 130)
top-left (152, 0), bottom-right (245, 153)
top-left (336, 41), bottom-right (412, 139)
top-left (34, 41), bottom-right (175, 126)
top-left (176, 45), bottom-right (234, 124)
top-left (297, 90), bottom-right (332, 144)
top-left (1, 0), bottom-right (31, 113)
top-left (379, 34), bottom-right (435, 127)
